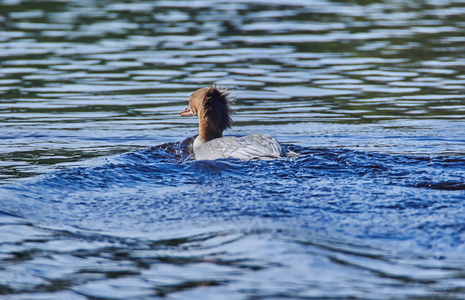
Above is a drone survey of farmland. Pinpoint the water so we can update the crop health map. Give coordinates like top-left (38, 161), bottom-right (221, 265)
top-left (1, 0), bottom-right (465, 299)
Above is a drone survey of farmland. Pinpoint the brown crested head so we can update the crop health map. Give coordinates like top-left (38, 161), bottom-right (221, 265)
top-left (184, 86), bottom-right (233, 134)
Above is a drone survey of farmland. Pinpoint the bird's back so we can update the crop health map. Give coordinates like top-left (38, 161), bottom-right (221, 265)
top-left (194, 133), bottom-right (286, 161)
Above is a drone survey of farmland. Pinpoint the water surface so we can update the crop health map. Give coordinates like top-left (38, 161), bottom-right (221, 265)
top-left (1, 0), bottom-right (465, 299)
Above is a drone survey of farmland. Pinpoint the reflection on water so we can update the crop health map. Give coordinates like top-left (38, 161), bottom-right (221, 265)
top-left (1, 0), bottom-right (465, 299)
top-left (1, 0), bottom-right (465, 179)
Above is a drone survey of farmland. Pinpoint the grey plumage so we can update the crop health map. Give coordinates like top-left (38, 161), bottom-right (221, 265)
top-left (194, 133), bottom-right (287, 161)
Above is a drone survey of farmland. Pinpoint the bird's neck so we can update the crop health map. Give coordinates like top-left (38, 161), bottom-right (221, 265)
top-left (198, 118), bottom-right (223, 143)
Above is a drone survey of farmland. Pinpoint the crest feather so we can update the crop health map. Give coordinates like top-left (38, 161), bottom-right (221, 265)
top-left (203, 86), bottom-right (233, 132)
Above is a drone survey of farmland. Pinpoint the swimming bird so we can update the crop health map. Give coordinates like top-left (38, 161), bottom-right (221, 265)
top-left (180, 86), bottom-right (292, 161)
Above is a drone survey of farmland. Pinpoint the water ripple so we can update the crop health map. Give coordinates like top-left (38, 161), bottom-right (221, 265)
top-left (1, 144), bottom-right (465, 298)
top-left (2, 0), bottom-right (465, 298)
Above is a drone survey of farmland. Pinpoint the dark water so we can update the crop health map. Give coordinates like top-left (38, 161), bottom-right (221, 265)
top-left (3, 144), bottom-right (465, 299)
top-left (1, 0), bottom-right (465, 299)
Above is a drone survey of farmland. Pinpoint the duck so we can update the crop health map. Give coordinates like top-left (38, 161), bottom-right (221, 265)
top-left (180, 86), bottom-right (293, 161)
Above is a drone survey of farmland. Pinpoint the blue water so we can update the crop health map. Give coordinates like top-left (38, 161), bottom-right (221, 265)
top-left (2, 0), bottom-right (465, 298)
top-left (2, 140), bottom-right (465, 298)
